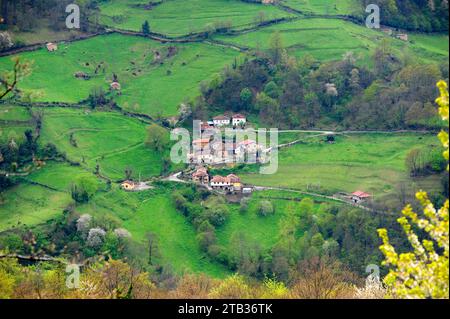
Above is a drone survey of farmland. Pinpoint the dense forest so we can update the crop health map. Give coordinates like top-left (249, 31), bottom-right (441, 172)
top-left (359, 0), bottom-right (449, 32)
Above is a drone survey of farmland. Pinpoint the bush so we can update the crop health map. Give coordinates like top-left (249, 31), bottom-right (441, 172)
top-left (239, 197), bottom-right (250, 214)
top-left (70, 176), bottom-right (98, 203)
top-left (206, 205), bottom-right (229, 227)
top-left (257, 200), bottom-right (274, 217)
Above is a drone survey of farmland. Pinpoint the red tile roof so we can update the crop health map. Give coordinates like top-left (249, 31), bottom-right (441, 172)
top-left (352, 191), bottom-right (371, 198)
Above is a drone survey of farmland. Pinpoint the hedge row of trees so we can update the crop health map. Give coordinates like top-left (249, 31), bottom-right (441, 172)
top-left (0, 255), bottom-right (383, 299)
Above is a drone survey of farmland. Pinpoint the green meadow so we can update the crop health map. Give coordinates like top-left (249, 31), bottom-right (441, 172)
top-left (241, 133), bottom-right (442, 195)
top-left (216, 190), bottom-right (329, 252)
top-left (98, 0), bottom-right (292, 36)
top-left (281, 0), bottom-right (360, 15)
top-left (38, 107), bottom-right (168, 181)
top-left (214, 18), bottom-right (449, 62)
top-left (0, 183), bottom-right (72, 232)
top-left (0, 33), bottom-right (240, 118)
top-left (0, 105), bottom-right (33, 143)
top-left (75, 185), bottom-right (230, 277)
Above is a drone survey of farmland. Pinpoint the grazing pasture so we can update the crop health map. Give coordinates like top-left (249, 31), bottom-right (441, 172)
top-left (0, 33), bottom-right (240, 118)
top-left (0, 183), bottom-right (72, 232)
top-left (76, 185), bottom-right (230, 277)
top-left (281, 0), bottom-right (361, 15)
top-left (38, 107), bottom-right (168, 181)
top-left (216, 190), bottom-right (329, 252)
top-left (98, 0), bottom-right (292, 36)
top-left (0, 105), bottom-right (33, 142)
top-left (240, 133), bottom-right (442, 195)
top-left (214, 18), bottom-right (449, 63)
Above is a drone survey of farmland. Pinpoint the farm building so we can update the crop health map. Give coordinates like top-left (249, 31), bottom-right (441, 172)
top-left (192, 167), bottom-right (209, 184)
top-left (46, 42), bottom-right (58, 52)
top-left (396, 33), bottom-right (408, 41)
top-left (232, 114), bottom-right (247, 126)
top-left (351, 191), bottom-right (371, 203)
top-left (110, 82), bottom-right (121, 91)
top-left (121, 180), bottom-right (137, 191)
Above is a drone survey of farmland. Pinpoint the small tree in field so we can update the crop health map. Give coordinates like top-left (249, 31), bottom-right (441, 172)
top-left (142, 21), bottom-right (150, 35)
top-left (378, 81), bottom-right (449, 299)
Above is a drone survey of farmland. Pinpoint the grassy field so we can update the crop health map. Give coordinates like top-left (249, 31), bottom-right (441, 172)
top-left (281, 0), bottom-right (360, 15)
top-left (240, 133), bottom-right (442, 195)
top-left (76, 185), bottom-right (230, 277)
top-left (0, 33), bottom-right (240, 118)
top-left (98, 0), bottom-right (292, 36)
top-left (0, 183), bottom-right (72, 232)
top-left (214, 18), bottom-right (449, 63)
top-left (0, 105), bottom-right (33, 143)
top-left (216, 190), bottom-right (329, 252)
top-left (409, 33), bottom-right (450, 57)
top-left (38, 107), bottom-right (169, 181)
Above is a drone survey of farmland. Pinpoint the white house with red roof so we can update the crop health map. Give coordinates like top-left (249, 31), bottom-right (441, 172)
top-left (213, 115), bottom-right (231, 126)
top-left (351, 191), bottom-right (371, 204)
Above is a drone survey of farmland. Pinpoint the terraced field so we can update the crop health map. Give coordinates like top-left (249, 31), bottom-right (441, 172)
top-left (37, 107), bottom-right (171, 181)
top-left (98, 0), bottom-right (292, 36)
top-left (214, 18), bottom-right (449, 63)
top-left (0, 34), bottom-right (240, 118)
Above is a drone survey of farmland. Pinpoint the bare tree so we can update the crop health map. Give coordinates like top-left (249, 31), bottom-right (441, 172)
top-left (291, 257), bottom-right (358, 299)
top-left (0, 57), bottom-right (32, 100)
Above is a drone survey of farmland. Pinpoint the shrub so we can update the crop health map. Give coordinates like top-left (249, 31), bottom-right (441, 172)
top-left (257, 200), bottom-right (274, 217)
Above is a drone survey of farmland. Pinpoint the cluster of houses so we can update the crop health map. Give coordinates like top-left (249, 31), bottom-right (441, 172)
top-left (188, 137), bottom-right (268, 165)
top-left (192, 166), bottom-right (252, 194)
top-left (188, 113), bottom-right (272, 165)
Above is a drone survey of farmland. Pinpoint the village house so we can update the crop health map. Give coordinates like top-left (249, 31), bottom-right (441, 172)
top-left (227, 173), bottom-right (242, 192)
top-left (121, 180), bottom-right (137, 191)
top-left (192, 167), bottom-right (209, 184)
top-left (213, 115), bottom-right (231, 127)
top-left (210, 175), bottom-right (231, 191)
top-left (235, 139), bottom-right (259, 157)
top-left (351, 191), bottom-right (371, 204)
top-left (120, 180), bottom-right (152, 192)
top-left (232, 114), bottom-right (247, 127)
top-left (210, 174), bottom-right (242, 193)
top-left (46, 42), bottom-right (58, 52)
